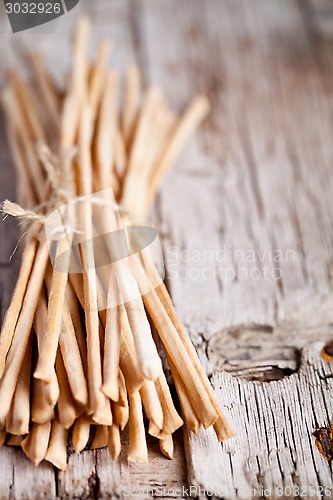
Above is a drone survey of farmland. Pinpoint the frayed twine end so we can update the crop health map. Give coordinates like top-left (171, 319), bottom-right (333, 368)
top-left (1, 200), bottom-right (46, 223)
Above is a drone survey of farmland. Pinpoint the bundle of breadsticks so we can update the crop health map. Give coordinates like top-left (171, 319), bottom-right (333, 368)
top-left (0, 17), bottom-right (234, 470)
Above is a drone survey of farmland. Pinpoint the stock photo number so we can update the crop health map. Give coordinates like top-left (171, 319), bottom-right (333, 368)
top-left (5, 2), bottom-right (62, 14)
top-left (3, 0), bottom-right (80, 32)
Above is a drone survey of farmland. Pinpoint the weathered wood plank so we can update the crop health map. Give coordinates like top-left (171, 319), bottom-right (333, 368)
top-left (144, 0), bottom-right (333, 346)
top-left (0, 447), bottom-right (56, 499)
top-left (128, 431), bottom-right (188, 498)
top-left (185, 343), bottom-right (333, 499)
top-left (57, 431), bottom-right (186, 499)
top-left (0, 0), bottom-right (333, 497)
top-left (140, 0), bottom-right (333, 495)
top-left (57, 451), bottom-right (97, 500)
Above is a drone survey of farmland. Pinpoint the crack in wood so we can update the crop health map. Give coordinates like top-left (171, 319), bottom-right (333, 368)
top-left (0, 0), bottom-right (333, 497)
top-left (184, 343), bottom-right (333, 499)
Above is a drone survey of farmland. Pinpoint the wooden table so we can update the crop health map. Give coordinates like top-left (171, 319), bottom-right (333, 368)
top-left (0, 0), bottom-right (333, 498)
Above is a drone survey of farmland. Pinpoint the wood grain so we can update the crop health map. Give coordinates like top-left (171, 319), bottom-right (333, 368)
top-left (0, 0), bottom-right (333, 498)
top-left (147, 0), bottom-right (333, 356)
top-left (185, 343), bottom-right (333, 499)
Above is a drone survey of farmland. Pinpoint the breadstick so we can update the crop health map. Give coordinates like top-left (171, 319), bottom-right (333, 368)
top-left (130, 255), bottom-right (218, 428)
top-left (96, 192), bottom-right (162, 383)
top-left (108, 423), bottom-right (121, 461)
top-left (77, 74), bottom-right (111, 421)
top-left (118, 313), bottom-right (145, 393)
top-left (1, 89), bottom-right (37, 206)
top-left (102, 298), bottom-right (121, 401)
top-left (0, 233), bottom-right (37, 377)
top-left (128, 391), bottom-right (148, 463)
top-left (60, 15), bottom-right (91, 149)
top-left (8, 70), bottom-right (45, 143)
top-left (113, 129), bottom-right (127, 193)
top-left (97, 208), bottom-right (161, 387)
top-left (34, 235), bottom-right (72, 383)
top-left (45, 420), bottom-right (68, 471)
top-left (31, 376), bottom-right (55, 424)
top-left (90, 398), bottom-right (113, 426)
top-left (6, 333), bottom-right (32, 436)
top-left (145, 95), bottom-right (210, 213)
top-left (90, 425), bottom-right (108, 449)
top-left (118, 370), bottom-right (128, 407)
top-left (0, 241), bottom-right (49, 425)
top-left (8, 75), bottom-right (50, 201)
top-left (94, 70), bottom-right (118, 191)
top-left (42, 371), bottom-right (60, 408)
top-left (121, 86), bottom-right (162, 209)
top-left (111, 372), bottom-right (129, 430)
top-left (121, 63), bottom-right (140, 149)
top-left (3, 87), bottom-right (45, 200)
top-left (75, 273), bottom-right (144, 396)
top-left (55, 351), bottom-right (76, 429)
top-left (117, 261), bottom-right (162, 381)
top-left (72, 415), bottom-right (90, 453)
top-left (147, 261), bottom-right (235, 439)
top-left (167, 356), bottom-right (200, 435)
top-left (29, 52), bottom-right (61, 136)
top-left (65, 282), bottom-right (87, 375)
top-left (160, 434), bottom-right (173, 460)
top-left (21, 421), bottom-right (51, 466)
top-left (140, 380), bottom-right (164, 430)
top-left (33, 292), bottom-right (60, 404)
top-left (83, 290), bottom-right (139, 394)
top-left (113, 400), bottom-right (129, 432)
top-left (123, 104), bottom-right (175, 219)
top-left (58, 305), bottom-right (88, 407)
top-left (89, 40), bottom-right (113, 127)
top-left (44, 261), bottom-right (87, 405)
top-left (149, 373), bottom-right (183, 438)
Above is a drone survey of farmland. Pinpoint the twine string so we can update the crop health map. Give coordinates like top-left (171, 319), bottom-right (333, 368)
top-left (1, 143), bottom-right (128, 244)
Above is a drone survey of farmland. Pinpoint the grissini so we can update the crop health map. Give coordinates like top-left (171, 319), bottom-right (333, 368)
top-left (0, 15), bottom-right (235, 468)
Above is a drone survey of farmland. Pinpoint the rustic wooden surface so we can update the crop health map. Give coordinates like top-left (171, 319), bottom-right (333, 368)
top-left (185, 343), bottom-right (333, 499)
top-left (0, 0), bottom-right (333, 498)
